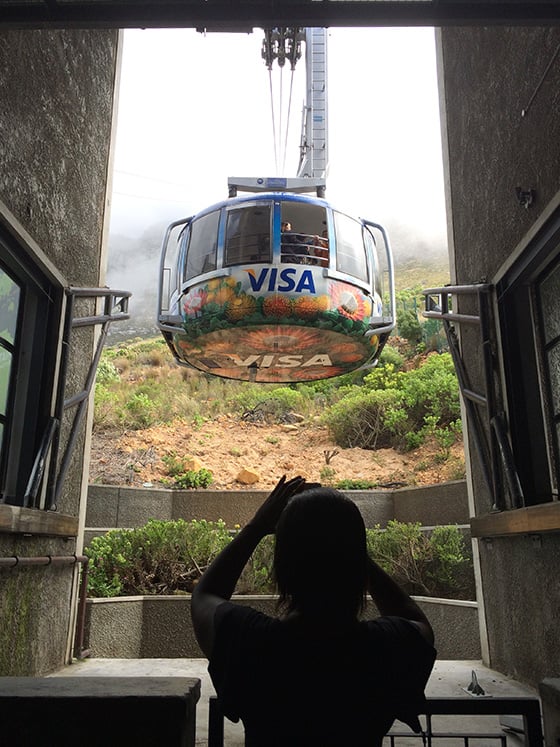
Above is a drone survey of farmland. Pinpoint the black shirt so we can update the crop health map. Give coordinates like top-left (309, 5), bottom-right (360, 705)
top-left (209, 602), bottom-right (436, 746)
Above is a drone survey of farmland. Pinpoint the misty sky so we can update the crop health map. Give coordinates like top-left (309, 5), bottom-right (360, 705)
top-left (105, 27), bottom-right (447, 327)
top-left (109, 26), bottom-right (446, 245)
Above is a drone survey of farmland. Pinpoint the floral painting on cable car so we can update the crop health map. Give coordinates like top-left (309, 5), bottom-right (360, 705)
top-left (170, 266), bottom-right (385, 383)
top-left (180, 268), bottom-right (382, 338)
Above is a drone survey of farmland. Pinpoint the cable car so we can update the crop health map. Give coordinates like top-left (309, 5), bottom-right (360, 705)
top-left (157, 182), bottom-right (395, 383)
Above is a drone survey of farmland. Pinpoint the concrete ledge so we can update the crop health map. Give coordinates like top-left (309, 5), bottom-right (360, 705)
top-left (85, 595), bottom-right (480, 660)
top-left (0, 676), bottom-right (201, 747)
top-left (415, 597), bottom-right (481, 659)
top-left (86, 482), bottom-right (468, 532)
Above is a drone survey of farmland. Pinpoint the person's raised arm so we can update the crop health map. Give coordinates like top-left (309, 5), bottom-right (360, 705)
top-left (367, 557), bottom-right (434, 645)
top-left (191, 475), bottom-right (306, 658)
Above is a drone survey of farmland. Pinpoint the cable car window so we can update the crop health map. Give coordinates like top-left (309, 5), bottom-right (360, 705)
top-left (280, 202), bottom-right (328, 266)
top-left (363, 227), bottom-right (380, 294)
top-left (225, 205), bottom-right (271, 266)
top-left (334, 212), bottom-right (369, 282)
top-left (184, 210), bottom-right (219, 281)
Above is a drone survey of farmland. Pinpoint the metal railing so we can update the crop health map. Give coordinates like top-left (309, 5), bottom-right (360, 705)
top-left (386, 697), bottom-right (543, 745)
top-left (24, 286), bottom-right (130, 510)
top-left (208, 694), bottom-right (543, 746)
top-left (0, 553), bottom-right (90, 660)
top-left (423, 284), bottom-right (523, 512)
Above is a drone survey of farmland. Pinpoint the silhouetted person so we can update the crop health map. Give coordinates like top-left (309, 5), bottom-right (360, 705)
top-left (192, 476), bottom-right (436, 746)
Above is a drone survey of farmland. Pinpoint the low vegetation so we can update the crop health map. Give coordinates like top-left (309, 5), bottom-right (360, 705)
top-left (85, 517), bottom-right (474, 600)
top-left (322, 352), bottom-right (461, 452)
top-left (94, 336), bottom-right (462, 461)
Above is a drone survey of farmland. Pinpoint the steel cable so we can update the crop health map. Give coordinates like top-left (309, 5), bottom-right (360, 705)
top-left (268, 69), bottom-right (278, 172)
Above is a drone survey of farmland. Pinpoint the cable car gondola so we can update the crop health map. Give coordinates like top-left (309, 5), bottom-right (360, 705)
top-left (157, 181), bottom-right (395, 383)
top-left (157, 28), bottom-right (395, 383)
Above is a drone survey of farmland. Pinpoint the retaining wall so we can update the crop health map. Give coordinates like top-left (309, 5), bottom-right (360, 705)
top-left (86, 480), bottom-right (469, 538)
top-left (85, 595), bottom-right (480, 661)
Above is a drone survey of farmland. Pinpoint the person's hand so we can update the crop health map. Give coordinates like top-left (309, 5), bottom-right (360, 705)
top-left (247, 475), bottom-right (307, 536)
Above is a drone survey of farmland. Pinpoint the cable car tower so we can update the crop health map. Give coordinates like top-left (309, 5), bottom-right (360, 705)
top-left (158, 28), bottom-right (395, 383)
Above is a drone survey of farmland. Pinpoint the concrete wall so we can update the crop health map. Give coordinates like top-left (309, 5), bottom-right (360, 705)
top-left (86, 482), bottom-right (468, 534)
top-left (85, 595), bottom-right (480, 661)
top-left (438, 25), bottom-right (560, 692)
top-left (393, 481), bottom-right (469, 526)
top-left (439, 27), bottom-right (560, 285)
top-left (0, 30), bottom-right (120, 675)
top-left (477, 533), bottom-right (560, 686)
top-left (86, 485), bottom-right (396, 531)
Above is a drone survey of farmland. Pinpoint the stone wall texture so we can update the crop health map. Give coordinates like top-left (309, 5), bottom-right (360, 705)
top-left (0, 29), bottom-right (119, 676)
top-left (438, 25), bottom-right (560, 691)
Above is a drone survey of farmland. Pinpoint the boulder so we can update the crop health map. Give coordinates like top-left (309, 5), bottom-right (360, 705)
top-left (184, 456), bottom-right (203, 472)
top-left (236, 468), bottom-right (260, 485)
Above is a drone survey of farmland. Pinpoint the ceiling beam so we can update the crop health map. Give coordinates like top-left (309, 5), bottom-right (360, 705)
top-left (0, 2), bottom-right (559, 31)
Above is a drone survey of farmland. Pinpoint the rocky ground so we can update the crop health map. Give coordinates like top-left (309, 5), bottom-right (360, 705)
top-left (89, 417), bottom-right (465, 490)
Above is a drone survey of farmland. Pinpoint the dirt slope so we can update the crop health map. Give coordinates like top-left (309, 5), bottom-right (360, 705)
top-left (89, 417), bottom-right (465, 490)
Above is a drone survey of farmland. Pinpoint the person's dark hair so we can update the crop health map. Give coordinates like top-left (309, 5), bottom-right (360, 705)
top-left (274, 487), bottom-right (368, 619)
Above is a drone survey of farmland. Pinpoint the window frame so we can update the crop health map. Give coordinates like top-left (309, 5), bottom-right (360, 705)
top-left (333, 210), bottom-right (370, 285)
top-left (0, 208), bottom-right (69, 529)
top-left (224, 202), bottom-right (272, 267)
top-left (184, 209), bottom-right (220, 282)
top-left (497, 209), bottom-right (560, 508)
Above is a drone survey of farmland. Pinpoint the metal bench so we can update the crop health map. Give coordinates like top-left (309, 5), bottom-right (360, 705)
top-left (208, 694), bottom-right (543, 746)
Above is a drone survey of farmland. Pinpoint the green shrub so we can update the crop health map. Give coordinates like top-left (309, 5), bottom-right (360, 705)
top-left (86, 519), bottom-right (232, 596)
top-left (335, 479), bottom-right (378, 490)
top-left (161, 454), bottom-right (214, 489)
top-left (86, 519), bottom-right (473, 600)
top-left (319, 465), bottom-right (337, 485)
top-left (361, 362), bottom-right (400, 391)
top-left (237, 534), bottom-right (275, 594)
top-left (322, 388), bottom-right (403, 449)
top-left (162, 452), bottom-right (190, 478)
top-left (323, 353), bottom-right (460, 452)
top-left (395, 353), bottom-right (460, 428)
top-left (367, 521), bottom-right (429, 593)
top-left (96, 358), bottom-right (120, 385)
top-left (93, 383), bottom-right (119, 430)
top-left (397, 307), bottom-right (422, 344)
top-left (377, 344), bottom-right (405, 370)
top-left (170, 468), bottom-right (214, 489)
top-left (121, 391), bottom-right (157, 429)
top-left (366, 521), bottom-right (473, 599)
top-left (86, 519), bottom-right (275, 597)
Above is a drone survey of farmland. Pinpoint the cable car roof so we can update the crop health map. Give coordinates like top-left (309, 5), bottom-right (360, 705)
top-left (189, 191), bottom-right (331, 221)
top-left (0, 1), bottom-right (558, 30)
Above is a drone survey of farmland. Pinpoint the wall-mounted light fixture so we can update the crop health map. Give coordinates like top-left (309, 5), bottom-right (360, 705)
top-left (515, 187), bottom-right (535, 209)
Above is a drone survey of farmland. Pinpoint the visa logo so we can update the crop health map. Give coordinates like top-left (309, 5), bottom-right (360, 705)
top-left (246, 267), bottom-right (316, 294)
top-left (229, 354), bottom-right (332, 368)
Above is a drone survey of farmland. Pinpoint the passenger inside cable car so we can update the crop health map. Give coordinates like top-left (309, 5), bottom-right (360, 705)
top-left (280, 204), bottom-right (329, 267)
